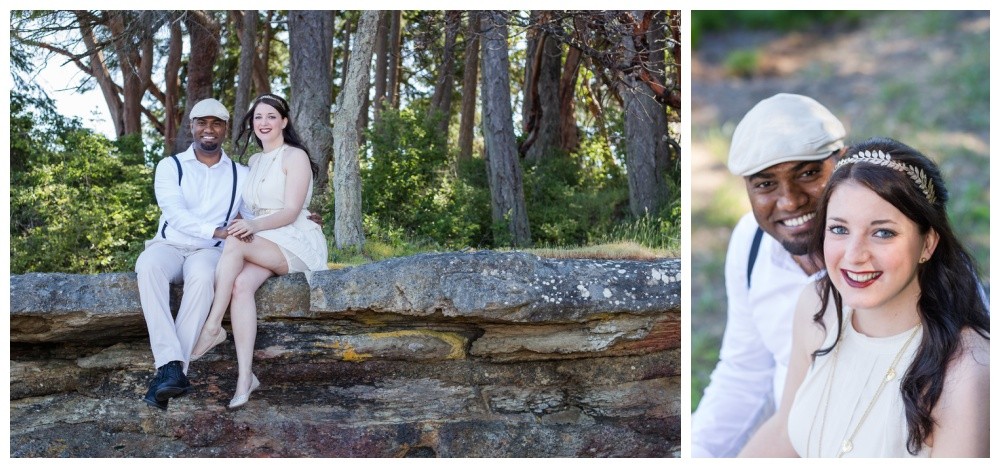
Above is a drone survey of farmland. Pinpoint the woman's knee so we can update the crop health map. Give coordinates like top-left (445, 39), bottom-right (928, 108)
top-left (232, 271), bottom-right (263, 298)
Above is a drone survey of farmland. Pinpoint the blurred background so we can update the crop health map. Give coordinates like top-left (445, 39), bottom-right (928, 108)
top-left (690, 10), bottom-right (989, 410)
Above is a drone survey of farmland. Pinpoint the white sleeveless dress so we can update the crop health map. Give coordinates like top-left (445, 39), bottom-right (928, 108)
top-left (244, 145), bottom-right (328, 273)
top-left (787, 307), bottom-right (928, 457)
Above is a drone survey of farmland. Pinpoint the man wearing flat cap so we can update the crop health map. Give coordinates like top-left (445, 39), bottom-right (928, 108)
top-left (135, 98), bottom-right (250, 410)
top-left (692, 93), bottom-right (847, 457)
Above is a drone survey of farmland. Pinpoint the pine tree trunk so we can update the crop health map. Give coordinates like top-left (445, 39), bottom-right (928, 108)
top-left (521, 11), bottom-right (540, 135)
top-left (234, 10), bottom-right (258, 146)
top-left (558, 19), bottom-right (584, 153)
top-left (457, 13), bottom-right (480, 162)
top-left (251, 11), bottom-right (273, 96)
top-left (387, 11), bottom-right (402, 110)
top-left (163, 15), bottom-right (182, 155)
top-left (289, 10), bottom-right (335, 204)
top-left (75, 12), bottom-right (123, 138)
top-left (176, 10), bottom-right (221, 154)
top-left (373, 11), bottom-right (389, 123)
top-left (479, 11), bottom-right (531, 247)
top-left (332, 10), bottom-right (379, 249)
top-left (429, 10), bottom-right (460, 138)
top-left (525, 27), bottom-right (562, 163)
top-left (107, 12), bottom-right (152, 139)
top-left (618, 11), bottom-right (667, 217)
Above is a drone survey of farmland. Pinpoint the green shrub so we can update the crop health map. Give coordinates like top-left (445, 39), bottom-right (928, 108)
top-left (10, 127), bottom-right (157, 273)
top-left (362, 107), bottom-right (490, 249)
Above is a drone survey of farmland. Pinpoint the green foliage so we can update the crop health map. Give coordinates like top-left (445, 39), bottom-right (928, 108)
top-left (10, 90), bottom-right (157, 274)
top-left (693, 10), bottom-right (864, 48)
top-left (362, 107), bottom-right (489, 249)
top-left (723, 49), bottom-right (761, 78)
top-left (356, 105), bottom-right (672, 253)
top-left (522, 153), bottom-right (625, 246)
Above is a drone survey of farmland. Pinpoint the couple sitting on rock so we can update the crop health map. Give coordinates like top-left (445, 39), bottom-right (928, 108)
top-left (135, 96), bottom-right (327, 411)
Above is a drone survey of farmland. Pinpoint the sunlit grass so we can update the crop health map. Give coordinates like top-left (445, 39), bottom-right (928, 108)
top-left (525, 241), bottom-right (673, 261)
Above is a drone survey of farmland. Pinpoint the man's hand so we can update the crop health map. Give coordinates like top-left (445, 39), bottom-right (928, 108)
top-left (308, 211), bottom-right (323, 227)
top-left (213, 227), bottom-right (229, 239)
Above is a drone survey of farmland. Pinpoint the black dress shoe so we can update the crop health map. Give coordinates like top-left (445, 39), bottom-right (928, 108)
top-left (143, 385), bottom-right (169, 410)
top-left (142, 368), bottom-right (169, 411)
top-left (153, 360), bottom-right (191, 401)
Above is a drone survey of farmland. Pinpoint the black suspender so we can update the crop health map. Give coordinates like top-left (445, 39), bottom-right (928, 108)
top-left (214, 162), bottom-right (239, 247)
top-left (171, 155), bottom-right (183, 184)
top-left (161, 156), bottom-right (184, 238)
top-left (747, 227), bottom-right (764, 288)
top-left (161, 155), bottom-right (238, 245)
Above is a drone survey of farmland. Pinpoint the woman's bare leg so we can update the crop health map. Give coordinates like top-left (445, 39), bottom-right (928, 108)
top-left (229, 262), bottom-right (274, 397)
top-left (192, 236), bottom-right (288, 358)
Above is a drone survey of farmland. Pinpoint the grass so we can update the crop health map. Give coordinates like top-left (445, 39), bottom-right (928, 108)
top-left (525, 241), bottom-right (673, 261)
top-left (723, 49), bottom-right (761, 78)
top-left (325, 213), bottom-right (679, 269)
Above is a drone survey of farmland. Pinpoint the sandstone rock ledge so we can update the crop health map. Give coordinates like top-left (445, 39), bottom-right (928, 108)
top-left (10, 251), bottom-right (681, 457)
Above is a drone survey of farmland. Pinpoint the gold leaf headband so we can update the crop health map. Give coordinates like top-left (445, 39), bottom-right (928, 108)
top-left (834, 150), bottom-right (936, 203)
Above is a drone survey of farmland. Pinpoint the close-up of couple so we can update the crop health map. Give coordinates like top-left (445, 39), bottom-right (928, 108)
top-left (690, 10), bottom-right (989, 459)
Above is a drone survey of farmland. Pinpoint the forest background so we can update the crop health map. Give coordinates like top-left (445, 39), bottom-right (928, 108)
top-left (9, 10), bottom-right (679, 274)
top-left (691, 10), bottom-right (990, 409)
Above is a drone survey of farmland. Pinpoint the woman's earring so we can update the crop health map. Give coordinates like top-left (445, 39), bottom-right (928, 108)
top-left (919, 257), bottom-right (928, 263)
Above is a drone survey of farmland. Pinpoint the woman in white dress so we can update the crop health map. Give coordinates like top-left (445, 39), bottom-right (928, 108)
top-left (191, 93), bottom-right (328, 409)
top-left (740, 137), bottom-right (989, 457)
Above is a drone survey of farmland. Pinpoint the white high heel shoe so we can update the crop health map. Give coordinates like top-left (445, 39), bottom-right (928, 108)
top-left (227, 374), bottom-right (260, 409)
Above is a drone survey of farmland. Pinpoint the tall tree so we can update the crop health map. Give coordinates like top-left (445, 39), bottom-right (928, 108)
top-left (72, 11), bottom-right (125, 137)
top-left (332, 10), bottom-right (379, 249)
top-left (233, 10), bottom-right (258, 146)
top-left (175, 10), bottom-right (222, 153)
top-left (429, 10), bottom-right (461, 138)
top-left (617, 10), bottom-right (669, 217)
top-left (524, 12), bottom-right (563, 163)
top-left (558, 16), bottom-right (586, 153)
top-left (164, 13), bottom-right (184, 153)
top-left (479, 11), bottom-right (531, 247)
top-left (373, 11), bottom-right (390, 123)
top-left (386, 11), bottom-right (402, 110)
top-left (289, 10), bottom-right (335, 202)
top-left (521, 11), bottom-right (540, 135)
top-left (107, 11), bottom-right (157, 138)
top-left (251, 11), bottom-right (274, 96)
top-left (530, 11), bottom-right (681, 217)
top-left (457, 12), bottom-right (481, 162)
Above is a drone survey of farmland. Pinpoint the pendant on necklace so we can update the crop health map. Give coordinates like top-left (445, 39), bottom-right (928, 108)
top-left (841, 439), bottom-right (854, 454)
top-left (885, 368), bottom-right (896, 382)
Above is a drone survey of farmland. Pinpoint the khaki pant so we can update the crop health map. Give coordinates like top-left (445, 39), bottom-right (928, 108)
top-left (135, 240), bottom-right (221, 373)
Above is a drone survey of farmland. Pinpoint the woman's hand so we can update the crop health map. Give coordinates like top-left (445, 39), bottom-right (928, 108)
top-left (227, 219), bottom-right (259, 238)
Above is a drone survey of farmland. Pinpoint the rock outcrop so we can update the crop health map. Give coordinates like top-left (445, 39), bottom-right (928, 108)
top-left (10, 251), bottom-right (680, 457)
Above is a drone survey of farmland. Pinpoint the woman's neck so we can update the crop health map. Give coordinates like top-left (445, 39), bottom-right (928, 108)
top-left (261, 139), bottom-right (285, 154)
top-left (850, 291), bottom-right (923, 337)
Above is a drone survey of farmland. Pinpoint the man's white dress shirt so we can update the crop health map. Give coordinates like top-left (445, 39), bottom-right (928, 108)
top-left (692, 212), bottom-right (824, 457)
top-left (152, 146), bottom-right (251, 247)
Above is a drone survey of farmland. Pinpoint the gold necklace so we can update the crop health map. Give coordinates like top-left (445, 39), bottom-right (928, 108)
top-left (257, 144), bottom-right (285, 183)
top-left (813, 320), bottom-right (921, 457)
